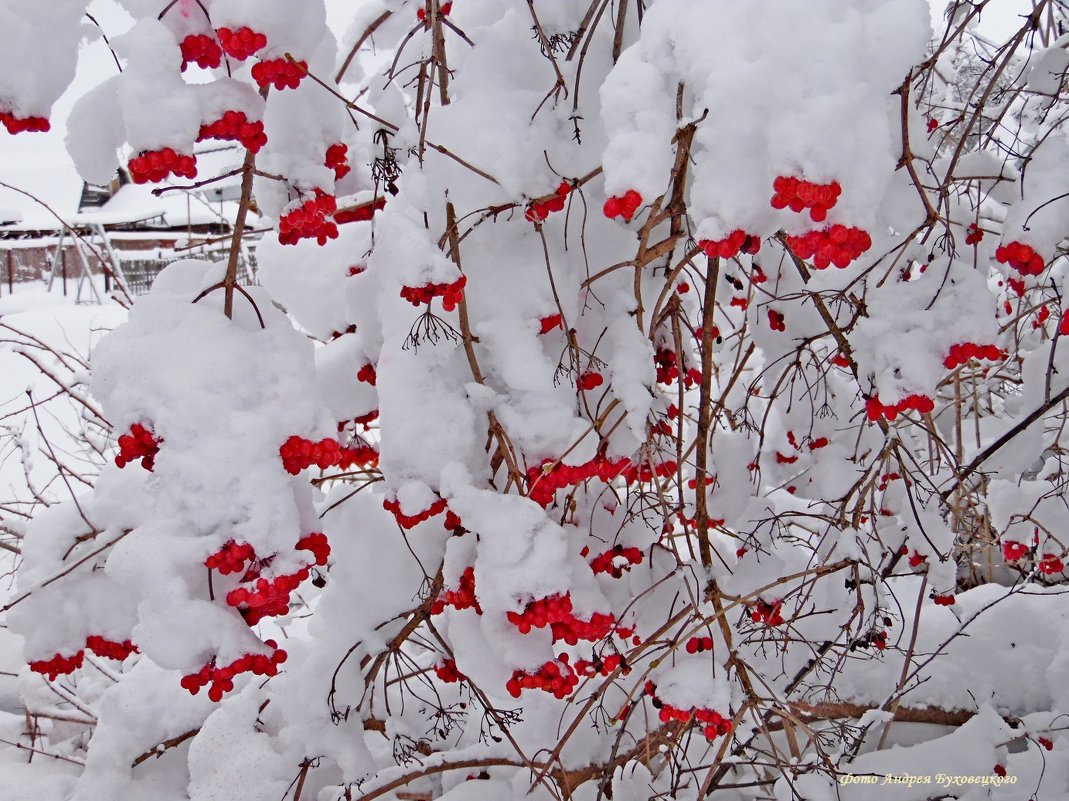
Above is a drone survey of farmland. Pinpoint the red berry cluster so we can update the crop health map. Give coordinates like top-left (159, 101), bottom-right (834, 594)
top-left (932, 594), bottom-right (956, 606)
top-left (356, 363), bottom-right (377, 386)
top-left (575, 652), bottom-right (624, 678)
top-left (128, 148), bottom-right (198, 184)
top-left (29, 634), bottom-right (140, 679)
top-left (786, 225), bottom-right (872, 269)
top-left (431, 566), bottom-right (481, 615)
top-left (279, 191), bottom-right (338, 246)
top-left (768, 309), bottom-right (786, 332)
top-left (622, 460), bottom-right (677, 485)
top-left (603, 190), bottom-right (642, 222)
top-left (698, 230), bottom-right (761, 259)
top-left (179, 34), bottom-right (223, 70)
top-left (771, 176), bottom-right (842, 222)
top-left (400, 276), bottom-right (467, 311)
top-left (1040, 553), bottom-right (1065, 575)
top-left (115, 423), bottom-right (161, 470)
top-left (205, 540), bottom-right (257, 575)
top-left (279, 435), bottom-right (378, 474)
top-left (943, 342), bottom-right (1003, 370)
top-left (0, 111), bottom-right (50, 134)
top-left (506, 593), bottom-right (615, 644)
top-left (227, 568), bottom-right (310, 625)
top-left (1002, 540), bottom-right (1028, 562)
top-left (434, 658), bottom-right (464, 683)
top-left (646, 681), bottom-right (732, 739)
top-left (417, 1), bottom-right (453, 22)
top-left (539, 314), bottom-right (563, 334)
top-left (198, 111), bottom-right (267, 153)
top-left (215, 26), bottom-right (266, 60)
top-left (865, 394), bottom-right (935, 422)
top-left (251, 58), bottom-right (307, 91)
top-left (85, 635), bottom-right (138, 661)
top-left (653, 350), bottom-right (701, 388)
top-left (29, 651), bottom-right (84, 680)
top-left (906, 548), bottom-right (927, 568)
top-left (383, 496), bottom-right (448, 529)
top-left (577, 371), bottom-right (604, 391)
top-left (324, 143), bottom-right (350, 180)
top-left (525, 181), bottom-right (572, 222)
top-left (995, 241), bottom-right (1045, 276)
top-left (685, 636), bottom-right (714, 654)
top-left (335, 197), bottom-right (386, 224)
top-left (750, 599), bottom-right (784, 626)
top-left (507, 657), bottom-right (579, 699)
top-left (965, 223), bottom-right (984, 245)
top-left (589, 545), bottom-right (643, 578)
top-left (180, 644), bottom-right (287, 702)
top-left (295, 532), bottom-right (330, 566)
top-left (526, 455), bottom-right (631, 506)
top-left (1060, 310), bottom-right (1069, 337)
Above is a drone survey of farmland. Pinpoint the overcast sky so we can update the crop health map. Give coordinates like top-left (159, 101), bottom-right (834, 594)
top-left (0, 0), bottom-right (1036, 226)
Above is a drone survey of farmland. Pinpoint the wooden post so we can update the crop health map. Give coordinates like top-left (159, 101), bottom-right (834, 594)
top-left (62, 248), bottom-right (67, 297)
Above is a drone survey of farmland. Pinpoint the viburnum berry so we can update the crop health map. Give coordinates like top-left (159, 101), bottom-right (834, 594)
top-left (383, 496), bottom-right (448, 529)
top-left (526, 455), bottom-right (632, 506)
top-left (400, 276), bottom-right (467, 311)
top-left (589, 544), bottom-right (644, 578)
top-left (865, 393), bottom-right (935, 422)
top-left (767, 309), bottom-right (786, 332)
top-left (943, 342), bottom-right (1004, 370)
top-left (128, 148), bottom-right (198, 184)
top-left (750, 599), bottom-right (784, 626)
top-left (180, 643), bottom-right (287, 702)
top-left (927, 117), bottom-right (939, 133)
top-left (685, 636), bottom-right (714, 654)
top-left (29, 650), bottom-right (85, 680)
top-left (227, 568), bottom-right (311, 625)
top-left (506, 657), bottom-right (578, 700)
top-left (417, 1), bottom-right (453, 22)
top-left (698, 230), bottom-right (761, 259)
top-left (0, 110), bottom-right (50, 134)
top-left (622, 460), bottom-right (676, 485)
top-left (907, 549), bottom-right (927, 568)
top-left (965, 223), bottom-right (984, 245)
top-left (645, 681), bottom-right (732, 739)
top-left (786, 225), bottom-right (871, 269)
top-left (525, 181), bottom-right (572, 222)
top-left (507, 593), bottom-right (573, 634)
top-left (279, 190), bottom-right (338, 246)
top-left (279, 435), bottom-right (377, 474)
top-left (179, 33), bottom-right (223, 71)
top-left (654, 348), bottom-right (679, 385)
top-left (115, 423), bottom-right (161, 470)
top-left (577, 371), bottom-right (604, 391)
top-left (1039, 553), bottom-right (1065, 575)
top-left (85, 636), bottom-right (139, 661)
top-left (539, 314), bottom-right (563, 334)
top-left (1060, 310), bottom-right (1069, 337)
top-left (198, 110), bottom-right (267, 153)
top-left (1039, 737), bottom-right (1054, 751)
top-left (993, 764), bottom-right (1006, 778)
top-left (325, 143), bottom-right (351, 180)
top-left (431, 566), bottom-right (481, 615)
top-left (932, 594), bottom-right (956, 606)
top-left (295, 532), bottom-right (330, 566)
top-left (205, 540), bottom-right (256, 574)
top-left (434, 658), bottom-right (465, 683)
top-left (251, 58), bottom-right (307, 91)
top-left (335, 197), bottom-right (386, 224)
top-left (574, 653), bottom-right (625, 678)
top-left (356, 363), bottom-right (377, 386)
top-left (603, 189), bottom-right (642, 222)
top-left (996, 241), bottom-right (1046, 276)
top-left (771, 176), bottom-right (842, 222)
top-left (215, 26), bottom-right (267, 60)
